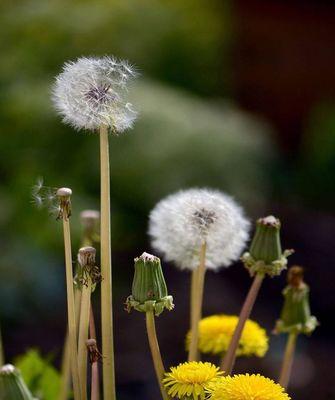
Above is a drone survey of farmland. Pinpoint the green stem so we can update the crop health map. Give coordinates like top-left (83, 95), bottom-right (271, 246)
top-left (145, 311), bottom-right (169, 400)
top-left (62, 216), bottom-right (82, 400)
top-left (78, 280), bottom-right (92, 400)
top-left (279, 332), bottom-right (298, 389)
top-left (221, 273), bottom-right (264, 375)
top-left (188, 241), bottom-right (207, 362)
top-left (100, 125), bottom-right (116, 400)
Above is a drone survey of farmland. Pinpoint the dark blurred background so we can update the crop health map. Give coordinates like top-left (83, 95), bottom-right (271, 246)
top-left (0, 0), bottom-right (335, 399)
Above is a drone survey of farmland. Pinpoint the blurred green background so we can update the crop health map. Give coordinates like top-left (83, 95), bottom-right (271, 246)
top-left (1, 1), bottom-right (335, 399)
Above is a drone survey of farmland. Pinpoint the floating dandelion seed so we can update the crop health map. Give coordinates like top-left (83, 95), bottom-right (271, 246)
top-left (31, 178), bottom-right (59, 216)
top-left (149, 188), bottom-right (250, 270)
top-left (52, 56), bottom-right (138, 132)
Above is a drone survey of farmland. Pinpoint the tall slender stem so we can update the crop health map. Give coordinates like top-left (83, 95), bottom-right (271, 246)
top-left (58, 288), bottom-right (82, 400)
top-left (0, 326), bottom-right (4, 366)
top-left (62, 216), bottom-right (82, 400)
top-left (190, 269), bottom-right (198, 328)
top-left (279, 332), bottom-right (298, 389)
top-left (89, 307), bottom-right (99, 400)
top-left (221, 273), bottom-right (264, 375)
top-left (99, 125), bottom-right (116, 400)
top-left (145, 311), bottom-right (169, 400)
top-left (188, 241), bottom-right (207, 362)
top-left (78, 280), bottom-right (92, 400)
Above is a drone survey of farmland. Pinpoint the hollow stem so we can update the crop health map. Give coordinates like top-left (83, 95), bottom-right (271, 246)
top-left (279, 332), bottom-right (298, 389)
top-left (99, 125), bottom-right (116, 400)
top-left (62, 216), bottom-right (82, 400)
top-left (190, 269), bottom-right (198, 328)
top-left (145, 311), bottom-right (169, 400)
top-left (58, 287), bottom-right (82, 400)
top-left (221, 272), bottom-right (264, 375)
top-left (188, 241), bottom-right (207, 362)
top-left (89, 307), bottom-right (99, 400)
top-left (78, 280), bottom-right (92, 400)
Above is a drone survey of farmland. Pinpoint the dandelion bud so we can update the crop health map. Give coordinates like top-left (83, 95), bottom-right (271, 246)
top-left (56, 187), bottom-right (72, 220)
top-left (241, 216), bottom-right (293, 277)
top-left (80, 210), bottom-right (100, 245)
top-left (78, 246), bottom-right (96, 267)
top-left (76, 246), bottom-right (101, 288)
top-left (125, 252), bottom-right (174, 316)
top-left (275, 266), bottom-right (318, 334)
top-left (0, 364), bottom-right (34, 400)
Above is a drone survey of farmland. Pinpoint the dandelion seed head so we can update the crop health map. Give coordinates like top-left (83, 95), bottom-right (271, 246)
top-left (0, 365), bottom-right (16, 375)
top-left (149, 188), bottom-right (250, 271)
top-left (52, 56), bottom-right (138, 132)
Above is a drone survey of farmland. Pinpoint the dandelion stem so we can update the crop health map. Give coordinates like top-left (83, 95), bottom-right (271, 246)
top-left (99, 124), bottom-right (116, 400)
top-left (89, 307), bottom-right (99, 400)
top-left (78, 280), bottom-right (92, 400)
top-left (0, 326), bottom-right (4, 366)
top-left (188, 241), bottom-right (207, 362)
top-left (62, 215), bottom-right (82, 400)
top-left (190, 270), bottom-right (197, 328)
top-left (145, 311), bottom-right (169, 400)
top-left (58, 288), bottom-right (82, 400)
top-left (279, 332), bottom-right (298, 389)
top-left (221, 272), bottom-right (264, 375)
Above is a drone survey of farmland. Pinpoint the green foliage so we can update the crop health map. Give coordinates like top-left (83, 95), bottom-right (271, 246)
top-left (15, 349), bottom-right (60, 400)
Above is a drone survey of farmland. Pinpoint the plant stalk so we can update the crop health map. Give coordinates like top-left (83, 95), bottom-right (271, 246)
top-left (279, 332), bottom-right (298, 389)
top-left (58, 287), bottom-right (82, 400)
top-left (99, 125), bottom-right (116, 400)
top-left (89, 307), bottom-right (99, 400)
top-left (188, 241), bottom-right (207, 362)
top-left (62, 216), bottom-right (82, 400)
top-left (145, 311), bottom-right (169, 400)
top-left (221, 272), bottom-right (264, 375)
top-left (78, 280), bottom-right (92, 400)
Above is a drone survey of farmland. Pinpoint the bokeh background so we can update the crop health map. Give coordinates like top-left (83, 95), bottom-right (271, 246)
top-left (1, 0), bottom-right (335, 399)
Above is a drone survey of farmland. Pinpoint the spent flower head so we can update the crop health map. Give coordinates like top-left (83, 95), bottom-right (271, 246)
top-left (207, 374), bottom-right (290, 400)
top-left (52, 56), bottom-right (138, 132)
top-left (186, 314), bottom-right (268, 357)
top-left (149, 188), bottom-right (250, 271)
top-left (163, 361), bottom-right (223, 400)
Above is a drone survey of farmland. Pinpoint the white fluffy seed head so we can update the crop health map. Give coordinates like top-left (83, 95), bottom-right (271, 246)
top-left (52, 56), bottom-right (138, 132)
top-left (148, 188), bottom-right (250, 271)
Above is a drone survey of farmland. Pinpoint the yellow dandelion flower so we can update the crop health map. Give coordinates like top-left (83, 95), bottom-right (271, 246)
top-left (208, 374), bottom-right (291, 400)
top-left (186, 315), bottom-right (268, 357)
top-left (163, 361), bottom-right (223, 400)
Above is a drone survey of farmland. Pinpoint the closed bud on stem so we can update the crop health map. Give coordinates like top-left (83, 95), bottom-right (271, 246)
top-left (0, 364), bottom-right (34, 400)
top-left (125, 252), bottom-right (174, 316)
top-left (75, 246), bottom-right (101, 289)
top-left (241, 216), bottom-right (293, 277)
top-left (275, 266), bottom-right (318, 334)
top-left (80, 210), bottom-right (100, 245)
top-left (56, 187), bottom-right (72, 220)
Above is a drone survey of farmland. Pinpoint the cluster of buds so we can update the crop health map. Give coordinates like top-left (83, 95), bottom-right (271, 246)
top-left (0, 364), bottom-right (34, 400)
top-left (275, 266), bottom-right (318, 335)
top-left (125, 252), bottom-right (174, 316)
top-left (56, 187), bottom-right (72, 220)
top-left (241, 216), bottom-right (294, 277)
top-left (75, 246), bottom-right (102, 289)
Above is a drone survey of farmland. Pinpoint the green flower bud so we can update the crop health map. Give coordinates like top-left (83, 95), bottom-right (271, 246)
top-left (275, 266), bottom-right (318, 334)
top-left (125, 252), bottom-right (174, 316)
top-left (0, 364), bottom-right (35, 400)
top-left (241, 216), bottom-right (293, 277)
